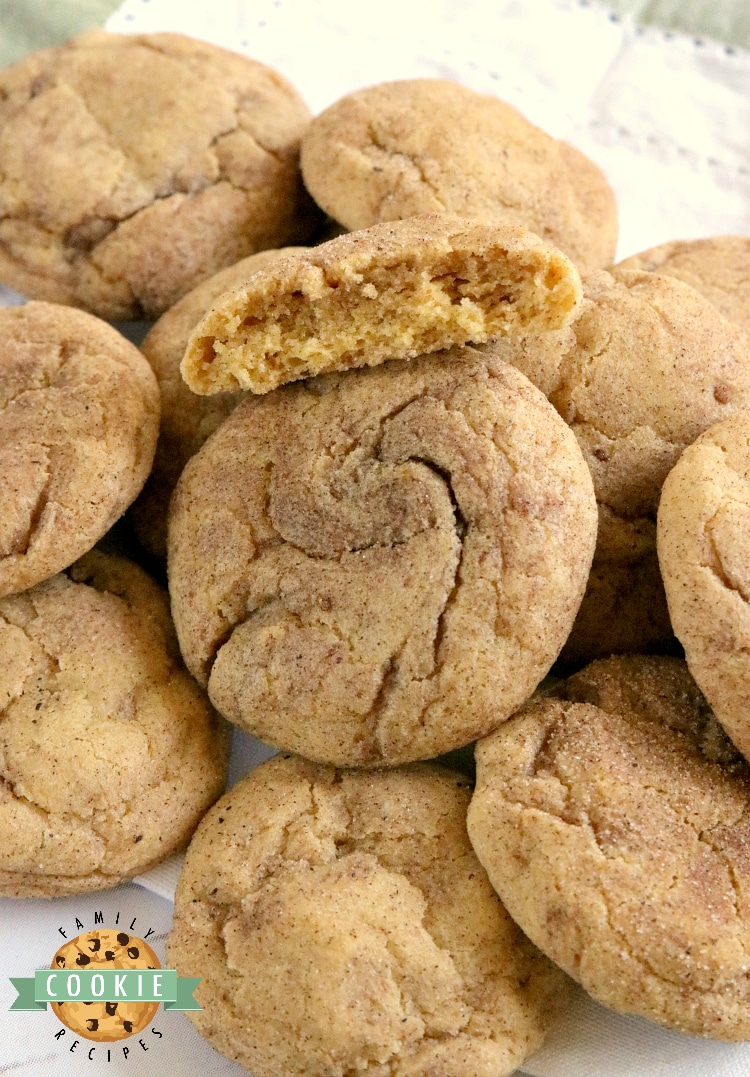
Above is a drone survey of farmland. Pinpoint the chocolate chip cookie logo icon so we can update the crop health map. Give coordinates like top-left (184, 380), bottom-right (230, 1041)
top-left (50, 930), bottom-right (162, 1043)
top-left (10, 928), bottom-right (200, 1043)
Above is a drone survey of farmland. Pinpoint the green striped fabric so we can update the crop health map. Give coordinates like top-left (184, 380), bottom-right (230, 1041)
top-left (1, 0), bottom-right (749, 70)
top-left (605, 0), bottom-right (750, 49)
top-left (0, 0), bottom-right (120, 68)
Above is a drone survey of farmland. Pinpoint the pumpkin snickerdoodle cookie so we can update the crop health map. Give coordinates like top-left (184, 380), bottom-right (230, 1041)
top-left (0, 31), bottom-right (317, 319)
top-left (485, 266), bottom-right (750, 659)
top-left (133, 246), bottom-right (306, 561)
top-left (467, 655), bottom-right (750, 1040)
top-left (0, 549), bottom-right (227, 898)
top-left (167, 754), bottom-right (571, 1077)
top-left (0, 301), bottom-right (159, 597)
top-left (658, 411), bottom-right (750, 762)
top-left (169, 347), bottom-right (596, 766)
top-left (299, 79), bottom-right (617, 275)
top-left (618, 236), bottom-right (750, 337)
top-left (179, 214), bottom-right (582, 396)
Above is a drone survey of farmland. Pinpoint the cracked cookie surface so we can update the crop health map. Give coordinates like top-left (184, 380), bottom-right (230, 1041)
top-left (658, 411), bottom-right (750, 762)
top-left (0, 301), bottom-right (159, 597)
top-left (485, 267), bottom-right (750, 659)
top-left (0, 548), bottom-right (227, 897)
top-left (133, 246), bottom-right (306, 560)
top-left (467, 655), bottom-right (750, 1040)
top-left (169, 347), bottom-right (596, 766)
top-left (618, 236), bottom-right (750, 337)
top-left (167, 753), bottom-right (571, 1077)
top-left (179, 214), bottom-right (582, 396)
top-left (299, 79), bottom-right (617, 275)
top-left (0, 30), bottom-right (316, 319)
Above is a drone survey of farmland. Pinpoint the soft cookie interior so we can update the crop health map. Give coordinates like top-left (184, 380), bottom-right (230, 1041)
top-left (181, 214), bottom-right (582, 395)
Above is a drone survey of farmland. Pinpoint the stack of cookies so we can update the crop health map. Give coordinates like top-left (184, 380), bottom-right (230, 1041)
top-left (0, 27), bottom-right (324, 899)
top-left (164, 213), bottom-right (600, 1076)
top-left (0, 300), bottom-right (227, 898)
top-left (3, 26), bottom-right (750, 1077)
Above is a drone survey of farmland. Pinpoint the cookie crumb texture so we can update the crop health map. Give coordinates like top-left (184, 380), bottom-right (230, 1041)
top-left (0, 549), bottom-right (227, 897)
top-left (0, 302), bottom-right (159, 597)
top-left (169, 348), bottom-right (596, 765)
top-left (0, 31), bottom-right (316, 319)
top-left (133, 246), bottom-right (307, 561)
top-left (658, 411), bottom-right (750, 762)
top-left (180, 214), bottom-right (582, 395)
top-left (468, 656), bottom-right (750, 1040)
top-left (300, 79), bottom-right (617, 276)
top-left (167, 755), bottom-right (570, 1077)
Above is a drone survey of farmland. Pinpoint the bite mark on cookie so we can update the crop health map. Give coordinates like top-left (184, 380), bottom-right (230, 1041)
top-left (181, 215), bottom-right (582, 395)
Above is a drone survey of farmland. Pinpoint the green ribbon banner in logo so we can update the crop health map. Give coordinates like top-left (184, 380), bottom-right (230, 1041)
top-left (9, 969), bottom-right (201, 1011)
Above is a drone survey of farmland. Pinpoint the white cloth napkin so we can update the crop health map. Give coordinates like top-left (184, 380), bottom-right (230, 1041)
top-left (4, 0), bottom-right (750, 1072)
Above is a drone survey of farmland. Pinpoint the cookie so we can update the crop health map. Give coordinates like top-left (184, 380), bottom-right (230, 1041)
top-left (658, 410), bottom-right (750, 761)
top-left (133, 247), bottom-right (307, 561)
top-left (0, 31), bottom-right (317, 319)
top-left (558, 554), bottom-right (674, 661)
top-left (300, 79), bottom-right (617, 275)
top-left (0, 548), bottom-right (227, 897)
top-left (169, 347), bottom-right (597, 766)
top-left (618, 236), bottom-right (750, 336)
top-left (180, 213), bottom-right (582, 395)
top-left (167, 754), bottom-right (571, 1077)
top-left (0, 302), bottom-right (159, 597)
top-left (467, 655), bottom-right (750, 1040)
top-left (485, 266), bottom-right (750, 659)
top-left (51, 930), bottom-right (160, 1041)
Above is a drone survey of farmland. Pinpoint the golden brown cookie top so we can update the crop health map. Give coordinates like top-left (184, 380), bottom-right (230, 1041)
top-left (556, 140), bottom-right (619, 266)
top-left (658, 410), bottom-right (750, 762)
top-left (486, 266), bottom-right (750, 660)
top-left (0, 548), bottom-right (226, 897)
top-left (468, 655), bottom-right (750, 1040)
top-left (618, 236), bottom-right (750, 336)
top-left (0, 302), bottom-right (159, 597)
top-left (533, 269), bottom-right (750, 515)
top-left (133, 247), bottom-right (307, 560)
top-left (180, 213), bottom-right (582, 395)
top-left (300, 78), bottom-right (617, 274)
top-left (168, 754), bottom-right (570, 1077)
top-left (169, 346), bottom-right (596, 766)
top-left (0, 31), bottom-right (316, 318)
